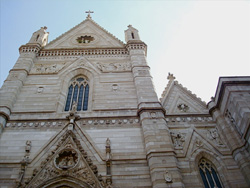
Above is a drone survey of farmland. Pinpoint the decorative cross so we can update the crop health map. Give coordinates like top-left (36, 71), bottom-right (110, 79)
top-left (85, 10), bottom-right (94, 18)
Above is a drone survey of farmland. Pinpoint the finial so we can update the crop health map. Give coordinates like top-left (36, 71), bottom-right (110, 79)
top-left (128, 24), bottom-right (132, 28)
top-left (85, 10), bottom-right (94, 19)
top-left (167, 73), bottom-right (175, 81)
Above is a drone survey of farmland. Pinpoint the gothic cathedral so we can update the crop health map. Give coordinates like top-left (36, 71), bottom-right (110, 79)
top-left (0, 14), bottom-right (250, 188)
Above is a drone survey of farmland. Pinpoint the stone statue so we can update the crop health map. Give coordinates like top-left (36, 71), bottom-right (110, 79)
top-left (25, 140), bottom-right (32, 153)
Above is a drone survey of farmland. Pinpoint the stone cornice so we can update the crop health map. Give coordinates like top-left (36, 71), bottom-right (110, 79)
top-left (19, 44), bottom-right (41, 54)
top-left (125, 41), bottom-right (147, 55)
top-left (37, 48), bottom-right (129, 57)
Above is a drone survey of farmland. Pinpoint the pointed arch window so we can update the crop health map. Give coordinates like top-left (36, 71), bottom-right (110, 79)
top-left (64, 76), bottom-right (89, 111)
top-left (199, 158), bottom-right (223, 188)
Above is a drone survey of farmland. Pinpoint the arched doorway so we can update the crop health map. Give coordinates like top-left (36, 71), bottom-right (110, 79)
top-left (36, 176), bottom-right (94, 188)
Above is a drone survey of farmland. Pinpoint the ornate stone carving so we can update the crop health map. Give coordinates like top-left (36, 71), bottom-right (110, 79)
top-left (165, 116), bottom-right (213, 123)
top-left (191, 138), bottom-right (204, 155)
top-left (25, 130), bottom-right (104, 188)
top-left (6, 118), bottom-right (140, 128)
top-left (37, 87), bottom-right (44, 93)
top-left (105, 138), bottom-right (112, 187)
top-left (177, 103), bottom-right (189, 112)
top-left (25, 140), bottom-right (32, 153)
top-left (55, 149), bottom-right (78, 170)
top-left (111, 84), bottom-right (119, 91)
top-left (96, 62), bottom-right (131, 72)
top-left (31, 62), bottom-right (66, 74)
top-left (150, 112), bottom-right (157, 119)
top-left (167, 72), bottom-right (175, 80)
top-left (76, 35), bottom-right (94, 44)
top-left (164, 171), bottom-right (173, 183)
top-left (207, 128), bottom-right (225, 147)
top-left (170, 132), bottom-right (186, 149)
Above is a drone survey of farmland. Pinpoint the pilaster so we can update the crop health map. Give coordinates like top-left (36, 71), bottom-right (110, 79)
top-left (127, 40), bottom-right (184, 187)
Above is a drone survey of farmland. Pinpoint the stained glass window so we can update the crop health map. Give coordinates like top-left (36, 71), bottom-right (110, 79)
top-left (199, 158), bottom-right (223, 188)
top-left (64, 76), bottom-right (89, 111)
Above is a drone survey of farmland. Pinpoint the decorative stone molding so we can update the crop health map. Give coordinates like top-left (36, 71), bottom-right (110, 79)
top-left (30, 62), bottom-right (66, 74)
top-left (166, 116), bottom-right (213, 123)
top-left (19, 45), bottom-right (40, 54)
top-left (24, 130), bottom-right (105, 188)
top-left (96, 62), bottom-right (131, 72)
top-left (6, 121), bottom-right (65, 128)
top-left (6, 118), bottom-right (140, 129)
top-left (38, 48), bottom-right (128, 57)
top-left (81, 118), bottom-right (140, 126)
top-left (126, 43), bottom-right (147, 51)
top-left (206, 128), bottom-right (225, 147)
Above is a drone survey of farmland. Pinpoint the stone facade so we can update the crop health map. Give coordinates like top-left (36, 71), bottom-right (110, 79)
top-left (0, 15), bottom-right (249, 188)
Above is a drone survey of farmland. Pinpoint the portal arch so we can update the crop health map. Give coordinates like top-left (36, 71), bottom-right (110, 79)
top-left (36, 176), bottom-right (94, 188)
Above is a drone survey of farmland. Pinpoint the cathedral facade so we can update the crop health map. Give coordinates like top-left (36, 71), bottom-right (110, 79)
top-left (0, 14), bottom-right (249, 188)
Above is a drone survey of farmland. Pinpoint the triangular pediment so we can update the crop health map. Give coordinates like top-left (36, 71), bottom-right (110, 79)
top-left (161, 80), bottom-right (208, 115)
top-left (24, 127), bottom-right (105, 188)
top-left (45, 18), bottom-right (125, 49)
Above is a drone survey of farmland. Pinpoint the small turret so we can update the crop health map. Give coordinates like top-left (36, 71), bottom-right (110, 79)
top-left (125, 25), bottom-right (141, 43)
top-left (28, 26), bottom-right (49, 47)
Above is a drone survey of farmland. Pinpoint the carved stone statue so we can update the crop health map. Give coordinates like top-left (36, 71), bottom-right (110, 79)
top-left (25, 140), bottom-right (32, 153)
top-left (170, 132), bottom-right (185, 148)
top-left (207, 128), bottom-right (224, 146)
top-left (55, 150), bottom-right (78, 170)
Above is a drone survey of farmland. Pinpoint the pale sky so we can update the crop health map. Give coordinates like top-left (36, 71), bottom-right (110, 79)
top-left (1, 0), bottom-right (249, 103)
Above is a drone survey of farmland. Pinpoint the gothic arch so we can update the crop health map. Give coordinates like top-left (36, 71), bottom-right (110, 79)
top-left (189, 149), bottom-right (230, 187)
top-left (57, 67), bottom-right (96, 113)
top-left (36, 176), bottom-right (94, 188)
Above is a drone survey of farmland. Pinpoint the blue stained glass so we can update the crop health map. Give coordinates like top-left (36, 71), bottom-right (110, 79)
top-left (71, 85), bottom-right (78, 110)
top-left (212, 167), bottom-right (222, 188)
top-left (83, 84), bottom-right (89, 111)
top-left (206, 168), bottom-right (215, 188)
top-left (77, 85), bottom-right (84, 111)
top-left (199, 168), bottom-right (210, 188)
top-left (77, 78), bottom-right (84, 82)
top-left (64, 85), bottom-right (73, 111)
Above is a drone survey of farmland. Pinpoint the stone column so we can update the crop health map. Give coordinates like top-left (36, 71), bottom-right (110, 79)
top-left (0, 44), bottom-right (39, 133)
top-left (127, 42), bottom-right (184, 187)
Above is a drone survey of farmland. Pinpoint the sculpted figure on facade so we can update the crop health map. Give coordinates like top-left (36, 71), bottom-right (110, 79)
top-left (207, 128), bottom-right (225, 147)
top-left (96, 62), bottom-right (131, 72)
top-left (170, 132), bottom-right (186, 149)
top-left (31, 63), bottom-right (66, 74)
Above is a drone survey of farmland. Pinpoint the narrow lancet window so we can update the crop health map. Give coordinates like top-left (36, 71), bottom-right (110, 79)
top-left (131, 32), bottom-right (135, 39)
top-left (199, 158), bottom-right (223, 188)
top-left (36, 35), bottom-right (40, 41)
top-left (64, 76), bottom-right (89, 111)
